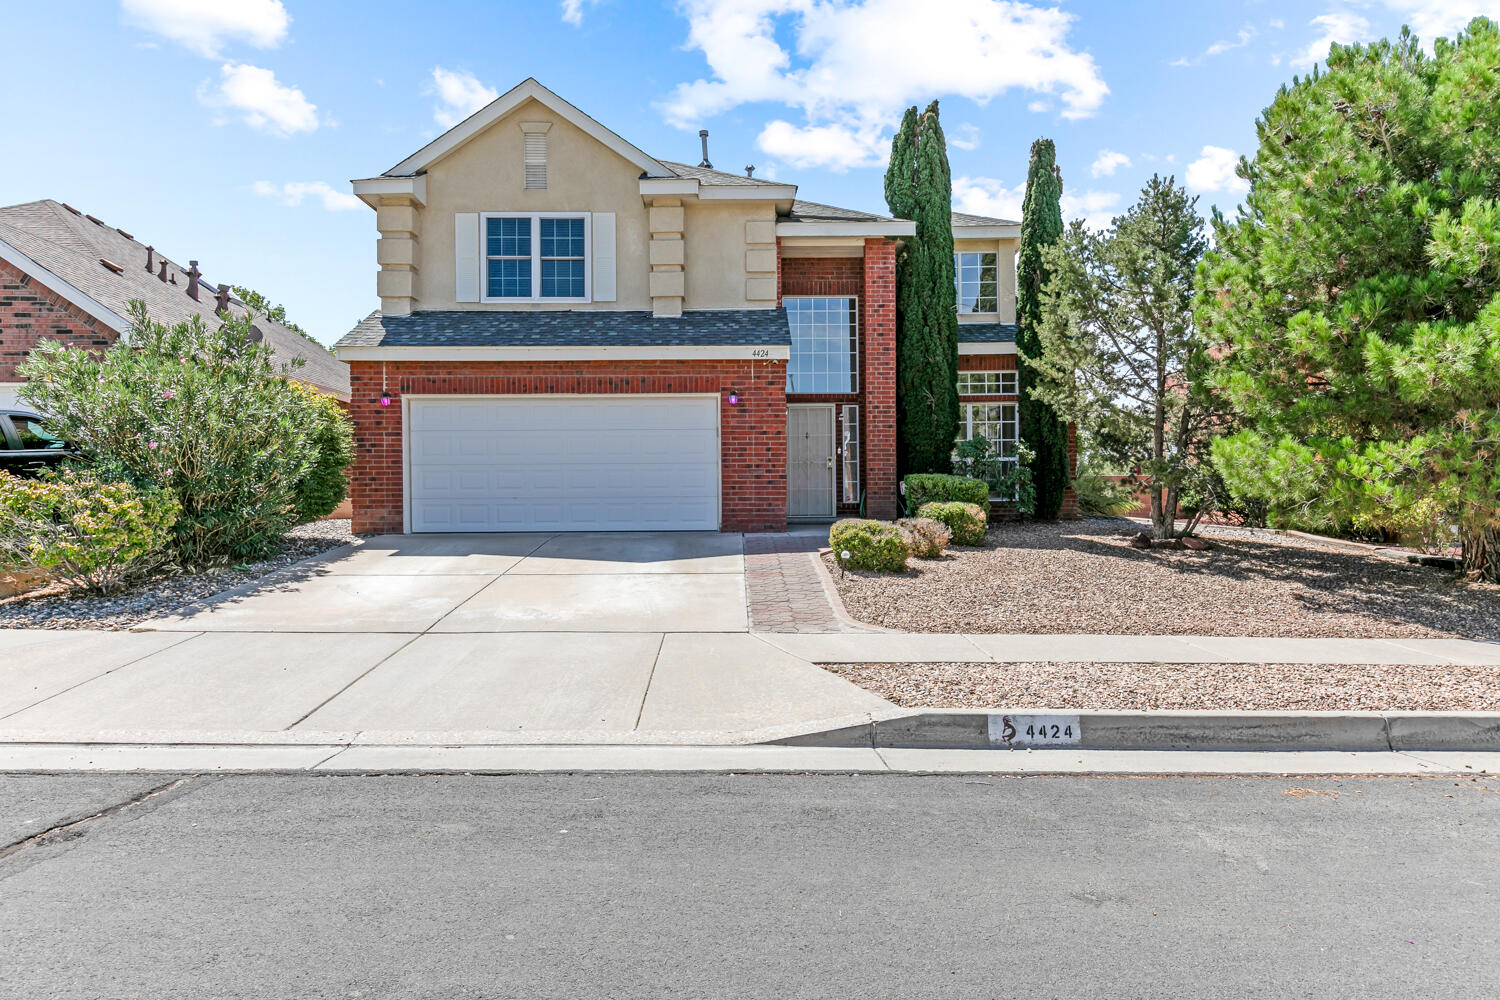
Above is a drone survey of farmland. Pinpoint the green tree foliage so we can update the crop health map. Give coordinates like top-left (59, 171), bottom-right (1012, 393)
top-left (18, 302), bottom-right (318, 566)
top-left (232, 286), bottom-right (332, 353)
top-left (1031, 176), bottom-right (1218, 539)
top-left (288, 381), bottom-right (354, 523)
top-left (1198, 19), bottom-right (1500, 578)
top-left (1017, 138), bottom-right (1072, 519)
top-left (885, 101), bottom-right (959, 473)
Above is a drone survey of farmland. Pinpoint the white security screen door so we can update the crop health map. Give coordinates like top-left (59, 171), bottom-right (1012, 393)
top-left (786, 404), bottom-right (835, 518)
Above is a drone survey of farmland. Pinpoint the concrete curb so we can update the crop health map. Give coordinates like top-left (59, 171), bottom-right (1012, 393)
top-left (771, 709), bottom-right (1500, 751)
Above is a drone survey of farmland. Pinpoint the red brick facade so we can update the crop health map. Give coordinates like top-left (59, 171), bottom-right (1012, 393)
top-left (861, 239), bottom-right (898, 518)
top-left (0, 259), bottom-right (117, 380)
top-left (959, 349), bottom-right (1077, 519)
top-left (346, 359), bottom-right (789, 534)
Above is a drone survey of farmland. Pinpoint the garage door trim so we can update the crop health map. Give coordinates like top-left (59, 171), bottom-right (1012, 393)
top-left (400, 392), bottom-right (722, 533)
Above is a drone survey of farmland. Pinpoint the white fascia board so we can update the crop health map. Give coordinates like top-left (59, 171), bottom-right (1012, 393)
top-left (953, 224), bottom-right (1021, 239)
top-left (698, 184), bottom-right (798, 202)
top-left (0, 237), bottom-right (131, 334)
top-left (640, 178), bottom-right (700, 199)
top-left (957, 342), bottom-right (1018, 355)
top-left (387, 78), bottom-right (669, 178)
top-left (776, 220), bottom-right (917, 238)
top-left (352, 175), bottom-right (427, 206)
top-left (337, 344), bottom-right (790, 362)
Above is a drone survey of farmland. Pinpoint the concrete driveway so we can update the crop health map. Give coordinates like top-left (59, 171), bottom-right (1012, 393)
top-left (0, 532), bottom-right (894, 744)
top-left (151, 532), bottom-right (750, 633)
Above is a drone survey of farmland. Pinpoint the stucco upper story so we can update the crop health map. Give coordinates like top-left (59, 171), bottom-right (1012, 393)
top-left (342, 78), bottom-right (1018, 348)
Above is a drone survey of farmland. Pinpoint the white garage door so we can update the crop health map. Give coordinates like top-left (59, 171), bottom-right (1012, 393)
top-left (408, 395), bottom-right (720, 532)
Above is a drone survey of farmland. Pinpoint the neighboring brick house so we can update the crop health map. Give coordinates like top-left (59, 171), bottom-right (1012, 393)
top-left (0, 200), bottom-right (350, 407)
top-left (336, 77), bottom-right (1051, 534)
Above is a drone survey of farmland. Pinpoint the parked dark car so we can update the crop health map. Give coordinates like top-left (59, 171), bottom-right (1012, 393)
top-left (0, 410), bottom-right (76, 477)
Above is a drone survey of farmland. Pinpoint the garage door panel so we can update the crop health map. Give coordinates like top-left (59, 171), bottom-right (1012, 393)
top-left (409, 396), bottom-right (719, 532)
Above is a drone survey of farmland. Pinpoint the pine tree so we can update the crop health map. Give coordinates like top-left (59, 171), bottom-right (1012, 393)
top-left (1199, 18), bottom-right (1500, 579)
top-left (1017, 139), bottom-right (1071, 519)
top-left (885, 102), bottom-right (959, 473)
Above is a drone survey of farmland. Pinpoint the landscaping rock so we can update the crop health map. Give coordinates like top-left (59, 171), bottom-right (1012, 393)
top-left (1181, 536), bottom-right (1211, 550)
top-left (1128, 532), bottom-right (1153, 549)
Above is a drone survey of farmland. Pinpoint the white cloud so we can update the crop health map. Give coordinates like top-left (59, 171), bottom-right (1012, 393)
top-left (561, 0), bottom-right (603, 24)
top-left (1185, 145), bottom-right (1247, 196)
top-left (1173, 24), bottom-right (1257, 66)
top-left (1090, 149), bottom-right (1130, 178)
top-left (1027, 100), bottom-right (1052, 113)
top-left (953, 175), bottom-right (1121, 229)
top-left (1380, 1), bottom-right (1500, 40)
top-left (1290, 11), bottom-right (1370, 69)
top-left (757, 119), bottom-right (888, 171)
top-left (429, 67), bottom-right (498, 129)
top-left (950, 123), bottom-right (981, 151)
top-left (659, 0), bottom-right (1109, 171)
top-left (200, 63), bottom-right (318, 136)
top-left (251, 181), bottom-right (362, 212)
top-left (121, 0), bottom-right (289, 58)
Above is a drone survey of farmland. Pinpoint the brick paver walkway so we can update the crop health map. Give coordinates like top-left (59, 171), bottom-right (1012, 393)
top-left (744, 531), bottom-right (875, 633)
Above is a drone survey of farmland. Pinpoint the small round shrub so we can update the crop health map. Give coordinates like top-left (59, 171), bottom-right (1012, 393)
top-left (917, 501), bottom-right (988, 546)
top-left (896, 517), bottom-right (950, 558)
top-left (828, 518), bottom-right (909, 572)
top-left (288, 381), bottom-right (354, 523)
top-left (0, 467), bottom-right (179, 593)
top-left (902, 473), bottom-right (990, 518)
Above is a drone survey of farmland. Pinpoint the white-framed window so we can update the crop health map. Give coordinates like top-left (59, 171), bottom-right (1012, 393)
top-left (841, 404), bottom-right (860, 504)
top-left (960, 401), bottom-right (1019, 470)
top-left (785, 296), bottom-right (859, 394)
top-left (957, 370), bottom-right (1018, 396)
top-left (954, 251), bottom-right (999, 314)
top-left (481, 212), bottom-right (591, 303)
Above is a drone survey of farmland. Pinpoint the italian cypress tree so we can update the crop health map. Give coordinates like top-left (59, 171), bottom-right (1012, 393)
top-left (885, 101), bottom-right (959, 473)
top-left (1017, 139), bottom-right (1071, 519)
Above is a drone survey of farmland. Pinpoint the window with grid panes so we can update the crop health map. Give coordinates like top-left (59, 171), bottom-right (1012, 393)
top-left (954, 252), bottom-right (999, 313)
top-left (956, 370), bottom-right (1018, 396)
top-left (785, 296), bottom-right (858, 393)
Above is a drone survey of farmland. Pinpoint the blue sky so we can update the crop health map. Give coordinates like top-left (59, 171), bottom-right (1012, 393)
top-left (2, 0), bottom-right (1492, 345)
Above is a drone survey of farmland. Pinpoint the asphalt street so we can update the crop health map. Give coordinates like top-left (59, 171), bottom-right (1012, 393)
top-left (2, 772), bottom-right (1498, 998)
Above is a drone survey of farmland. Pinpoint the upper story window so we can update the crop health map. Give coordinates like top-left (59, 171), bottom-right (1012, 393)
top-left (483, 212), bottom-right (590, 302)
top-left (954, 251), bottom-right (999, 314)
top-left (957, 370), bottom-right (1018, 396)
top-left (786, 296), bottom-right (858, 394)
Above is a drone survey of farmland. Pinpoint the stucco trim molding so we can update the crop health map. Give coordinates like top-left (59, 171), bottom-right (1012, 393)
top-left (351, 175), bottom-right (428, 207)
top-left (777, 220), bottom-right (917, 238)
top-left (957, 341), bottom-right (1019, 355)
top-left (952, 223), bottom-right (1021, 239)
top-left (337, 345), bottom-right (792, 362)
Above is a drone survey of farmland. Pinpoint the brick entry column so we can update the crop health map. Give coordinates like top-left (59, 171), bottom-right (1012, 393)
top-left (862, 238), bottom-right (898, 519)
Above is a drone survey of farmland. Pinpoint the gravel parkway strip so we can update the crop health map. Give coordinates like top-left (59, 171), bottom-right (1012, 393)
top-left (823, 660), bottom-right (1500, 712)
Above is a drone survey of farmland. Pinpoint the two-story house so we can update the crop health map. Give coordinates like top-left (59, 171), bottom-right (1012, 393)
top-left (336, 78), bottom-right (1024, 534)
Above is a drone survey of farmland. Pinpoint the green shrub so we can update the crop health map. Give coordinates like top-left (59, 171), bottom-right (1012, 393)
top-left (903, 473), bottom-right (990, 518)
top-left (829, 519), bottom-right (910, 572)
top-left (896, 517), bottom-right (950, 558)
top-left (0, 468), bottom-right (179, 593)
top-left (288, 382), bottom-right (354, 523)
top-left (917, 501), bottom-right (988, 546)
top-left (18, 302), bottom-right (318, 566)
top-left (953, 437), bottom-right (1036, 517)
top-left (1073, 470), bottom-right (1138, 517)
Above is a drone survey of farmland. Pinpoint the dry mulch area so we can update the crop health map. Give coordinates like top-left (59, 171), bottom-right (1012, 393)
top-left (0, 519), bottom-right (357, 631)
top-left (825, 661), bottom-right (1500, 712)
top-left (827, 518), bottom-right (1500, 639)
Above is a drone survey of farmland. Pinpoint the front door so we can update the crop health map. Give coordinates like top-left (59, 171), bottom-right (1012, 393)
top-left (787, 404), bottom-right (835, 519)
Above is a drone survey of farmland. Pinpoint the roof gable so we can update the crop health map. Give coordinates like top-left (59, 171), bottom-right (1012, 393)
top-left (386, 78), bottom-right (670, 178)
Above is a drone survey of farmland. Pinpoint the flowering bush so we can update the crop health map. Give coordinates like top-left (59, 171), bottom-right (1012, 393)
top-left (916, 501), bottom-right (988, 546)
top-left (896, 517), bottom-right (950, 558)
top-left (0, 468), bottom-right (179, 593)
top-left (18, 302), bottom-right (317, 565)
top-left (829, 519), bottom-right (910, 572)
top-left (288, 381), bottom-right (353, 523)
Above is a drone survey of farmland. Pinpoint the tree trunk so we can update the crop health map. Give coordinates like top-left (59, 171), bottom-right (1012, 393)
top-left (1461, 527), bottom-right (1500, 582)
top-left (1149, 486), bottom-right (1174, 540)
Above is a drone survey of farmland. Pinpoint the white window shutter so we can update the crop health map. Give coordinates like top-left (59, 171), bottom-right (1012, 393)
top-left (454, 213), bottom-right (479, 302)
top-left (592, 212), bottom-right (616, 302)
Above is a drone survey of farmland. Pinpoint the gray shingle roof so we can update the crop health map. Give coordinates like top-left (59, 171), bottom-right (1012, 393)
top-left (952, 210), bottom-right (1019, 227)
top-left (659, 161), bottom-right (788, 187)
top-left (338, 308), bottom-right (791, 350)
top-left (787, 199), bottom-right (895, 223)
top-left (0, 200), bottom-right (349, 397)
top-left (957, 323), bottom-right (1019, 344)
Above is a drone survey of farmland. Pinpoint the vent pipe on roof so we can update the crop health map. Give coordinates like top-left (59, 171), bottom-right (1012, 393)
top-left (698, 129), bottom-right (712, 169)
top-left (745, 165), bottom-right (755, 178)
top-left (186, 261), bottom-right (200, 301)
top-left (158, 260), bottom-right (169, 283)
top-left (215, 284), bottom-right (231, 313)
top-left (145, 246), bottom-right (155, 272)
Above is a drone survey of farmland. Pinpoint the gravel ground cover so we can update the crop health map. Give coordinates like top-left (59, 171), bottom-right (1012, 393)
top-left (827, 518), bottom-right (1500, 638)
top-left (824, 660), bottom-right (1500, 711)
top-left (0, 519), bottom-right (357, 631)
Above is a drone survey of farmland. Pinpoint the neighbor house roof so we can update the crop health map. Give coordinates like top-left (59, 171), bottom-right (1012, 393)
top-left (957, 323), bottom-right (1018, 344)
top-left (952, 210), bottom-right (1019, 227)
top-left (0, 200), bottom-right (349, 398)
top-left (338, 308), bottom-right (791, 350)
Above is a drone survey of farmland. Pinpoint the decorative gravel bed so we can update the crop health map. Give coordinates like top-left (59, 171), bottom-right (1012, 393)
top-left (826, 518), bottom-right (1500, 638)
top-left (824, 661), bottom-right (1500, 712)
top-left (0, 519), bottom-right (358, 631)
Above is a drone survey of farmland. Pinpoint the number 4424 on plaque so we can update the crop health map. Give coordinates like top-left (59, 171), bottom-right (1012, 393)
top-left (988, 714), bottom-right (1083, 747)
